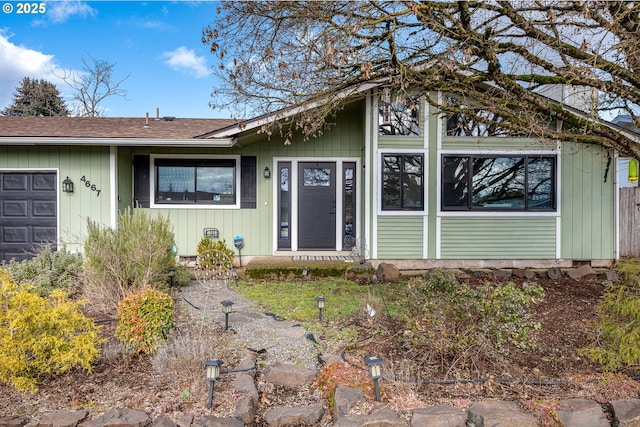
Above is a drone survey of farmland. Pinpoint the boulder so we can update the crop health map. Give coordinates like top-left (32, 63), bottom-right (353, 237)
top-left (376, 263), bottom-right (400, 282)
top-left (467, 401), bottom-right (537, 427)
top-left (556, 398), bottom-right (609, 427)
top-left (34, 410), bottom-right (87, 427)
top-left (264, 364), bottom-right (318, 388)
top-left (411, 405), bottom-right (467, 427)
top-left (84, 408), bottom-right (151, 427)
top-left (262, 405), bottom-right (324, 426)
top-left (333, 386), bottom-right (364, 420)
top-left (610, 399), bottom-right (640, 427)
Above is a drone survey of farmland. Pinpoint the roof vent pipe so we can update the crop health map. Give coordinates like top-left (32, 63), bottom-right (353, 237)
top-left (143, 112), bottom-right (150, 129)
top-left (155, 107), bottom-right (160, 121)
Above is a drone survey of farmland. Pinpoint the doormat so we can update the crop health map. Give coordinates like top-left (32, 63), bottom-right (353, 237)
top-left (291, 255), bottom-right (351, 261)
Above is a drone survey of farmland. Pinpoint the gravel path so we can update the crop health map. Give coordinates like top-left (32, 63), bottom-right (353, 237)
top-left (175, 280), bottom-right (321, 369)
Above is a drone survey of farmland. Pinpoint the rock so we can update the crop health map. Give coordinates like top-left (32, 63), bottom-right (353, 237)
top-left (566, 264), bottom-right (596, 280)
top-left (0, 417), bottom-right (29, 427)
top-left (175, 415), bottom-right (193, 427)
top-left (151, 417), bottom-right (175, 427)
top-left (556, 398), bottom-right (608, 427)
top-left (547, 267), bottom-right (563, 280)
top-left (192, 416), bottom-right (243, 427)
top-left (84, 408), bottom-right (151, 427)
top-left (234, 396), bottom-right (256, 426)
top-left (376, 263), bottom-right (400, 282)
top-left (610, 399), bottom-right (640, 427)
top-left (467, 401), bottom-right (537, 427)
top-left (334, 408), bottom-right (407, 427)
top-left (512, 269), bottom-right (535, 279)
top-left (35, 410), bottom-right (87, 427)
top-left (411, 405), bottom-right (467, 427)
top-left (235, 355), bottom-right (257, 376)
top-left (262, 405), bottom-right (324, 426)
top-left (264, 364), bottom-right (318, 388)
top-left (233, 374), bottom-right (259, 404)
top-left (333, 386), bottom-right (364, 420)
top-left (493, 269), bottom-right (513, 280)
top-left (604, 270), bottom-right (620, 282)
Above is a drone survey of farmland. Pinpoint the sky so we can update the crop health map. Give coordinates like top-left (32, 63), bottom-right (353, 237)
top-left (0, 0), bottom-right (228, 118)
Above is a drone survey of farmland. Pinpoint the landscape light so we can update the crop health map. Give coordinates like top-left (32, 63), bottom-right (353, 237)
top-left (204, 359), bottom-right (222, 409)
top-left (364, 356), bottom-right (383, 401)
top-left (221, 300), bottom-right (234, 330)
top-left (316, 296), bottom-right (325, 321)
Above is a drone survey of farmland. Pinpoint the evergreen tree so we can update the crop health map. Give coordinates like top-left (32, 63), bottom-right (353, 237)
top-left (2, 77), bottom-right (70, 117)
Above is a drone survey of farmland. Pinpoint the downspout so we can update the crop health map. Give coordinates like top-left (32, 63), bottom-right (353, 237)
top-left (110, 146), bottom-right (118, 229)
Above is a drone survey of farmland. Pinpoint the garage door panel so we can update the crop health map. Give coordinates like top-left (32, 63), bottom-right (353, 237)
top-left (2, 174), bottom-right (28, 191)
top-left (0, 172), bottom-right (57, 262)
top-left (33, 201), bottom-right (56, 217)
top-left (3, 227), bottom-right (28, 243)
top-left (2, 201), bottom-right (28, 217)
top-left (33, 174), bottom-right (56, 191)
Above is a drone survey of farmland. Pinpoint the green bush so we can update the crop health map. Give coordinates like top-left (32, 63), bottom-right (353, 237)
top-left (169, 264), bottom-right (192, 287)
top-left (116, 286), bottom-right (175, 355)
top-left (83, 208), bottom-right (175, 313)
top-left (404, 269), bottom-right (544, 366)
top-left (0, 270), bottom-right (103, 392)
top-left (196, 237), bottom-right (235, 270)
top-left (583, 281), bottom-right (640, 372)
top-left (3, 244), bottom-right (83, 296)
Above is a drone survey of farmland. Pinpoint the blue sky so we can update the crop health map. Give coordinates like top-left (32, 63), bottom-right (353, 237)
top-left (0, 1), bottom-right (227, 118)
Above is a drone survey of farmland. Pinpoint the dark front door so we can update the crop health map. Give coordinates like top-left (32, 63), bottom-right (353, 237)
top-left (0, 172), bottom-right (57, 261)
top-left (298, 162), bottom-right (336, 249)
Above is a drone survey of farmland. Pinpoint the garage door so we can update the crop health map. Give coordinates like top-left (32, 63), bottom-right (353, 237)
top-left (0, 172), bottom-right (57, 262)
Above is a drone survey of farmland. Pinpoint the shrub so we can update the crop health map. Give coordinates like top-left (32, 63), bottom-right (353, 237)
top-left (3, 244), bottom-right (83, 296)
top-left (404, 269), bottom-right (543, 368)
top-left (583, 281), bottom-right (640, 372)
top-left (116, 286), bottom-right (175, 355)
top-left (83, 208), bottom-right (175, 313)
top-left (169, 264), bottom-right (192, 287)
top-left (0, 270), bottom-right (103, 392)
top-left (196, 237), bottom-right (234, 270)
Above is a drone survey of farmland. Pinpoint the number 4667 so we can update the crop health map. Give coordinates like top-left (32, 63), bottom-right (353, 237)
top-left (80, 175), bottom-right (102, 197)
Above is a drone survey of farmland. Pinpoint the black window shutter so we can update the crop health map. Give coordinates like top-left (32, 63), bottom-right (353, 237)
top-left (133, 155), bottom-right (150, 208)
top-left (241, 156), bottom-right (257, 209)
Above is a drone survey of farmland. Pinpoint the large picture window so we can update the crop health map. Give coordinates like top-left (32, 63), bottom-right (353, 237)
top-left (155, 158), bottom-right (236, 205)
top-left (442, 155), bottom-right (556, 211)
top-left (382, 154), bottom-right (424, 210)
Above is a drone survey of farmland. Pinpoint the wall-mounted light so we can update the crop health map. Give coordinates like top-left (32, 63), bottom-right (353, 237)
top-left (263, 166), bottom-right (271, 178)
top-left (62, 176), bottom-right (74, 193)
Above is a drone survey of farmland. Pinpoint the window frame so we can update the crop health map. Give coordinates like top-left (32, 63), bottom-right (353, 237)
top-left (150, 154), bottom-right (241, 209)
top-left (378, 88), bottom-right (421, 137)
top-left (441, 153), bottom-right (557, 213)
top-left (380, 152), bottom-right (425, 212)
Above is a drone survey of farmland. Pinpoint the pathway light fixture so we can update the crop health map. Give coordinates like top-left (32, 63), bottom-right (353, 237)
top-left (204, 359), bottom-right (222, 409)
top-left (364, 356), bottom-right (383, 402)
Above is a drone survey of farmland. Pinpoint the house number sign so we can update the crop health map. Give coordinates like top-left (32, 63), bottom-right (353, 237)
top-left (80, 175), bottom-right (102, 197)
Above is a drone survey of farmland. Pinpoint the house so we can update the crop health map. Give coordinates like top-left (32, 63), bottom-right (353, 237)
top-left (0, 89), bottom-right (625, 268)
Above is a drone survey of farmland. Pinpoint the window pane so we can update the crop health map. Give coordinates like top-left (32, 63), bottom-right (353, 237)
top-left (303, 168), bottom-right (331, 186)
top-left (157, 165), bottom-right (195, 202)
top-left (442, 157), bottom-right (469, 208)
top-left (382, 156), bottom-right (401, 209)
top-left (378, 89), bottom-right (420, 136)
top-left (344, 166), bottom-right (354, 245)
top-left (196, 166), bottom-right (235, 203)
top-left (527, 157), bottom-right (554, 209)
top-left (472, 157), bottom-right (525, 208)
top-left (402, 155), bottom-right (423, 208)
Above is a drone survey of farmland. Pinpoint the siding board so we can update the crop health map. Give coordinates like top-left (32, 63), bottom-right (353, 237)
top-left (440, 217), bottom-right (556, 259)
top-left (377, 216), bottom-right (424, 258)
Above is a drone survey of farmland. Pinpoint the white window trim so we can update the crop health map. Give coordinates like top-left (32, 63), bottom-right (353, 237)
top-left (149, 154), bottom-right (241, 210)
top-left (377, 148), bottom-right (428, 216)
top-left (437, 147), bottom-right (561, 218)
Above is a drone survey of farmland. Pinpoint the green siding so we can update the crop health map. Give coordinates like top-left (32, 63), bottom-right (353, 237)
top-left (0, 145), bottom-right (112, 253)
top-left (560, 144), bottom-right (615, 259)
top-left (442, 137), bottom-right (556, 151)
top-left (377, 216), bottom-right (424, 258)
top-left (440, 217), bottom-right (557, 259)
top-left (117, 102), bottom-right (365, 257)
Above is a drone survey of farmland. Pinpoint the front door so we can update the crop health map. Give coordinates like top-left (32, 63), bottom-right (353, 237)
top-left (298, 162), bottom-right (336, 249)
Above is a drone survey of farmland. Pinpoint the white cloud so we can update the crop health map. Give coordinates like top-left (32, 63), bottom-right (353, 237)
top-left (161, 46), bottom-right (209, 78)
top-left (0, 31), bottom-right (74, 110)
top-left (46, 1), bottom-right (97, 24)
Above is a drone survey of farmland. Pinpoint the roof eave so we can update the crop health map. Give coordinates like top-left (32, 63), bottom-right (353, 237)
top-left (0, 136), bottom-right (237, 147)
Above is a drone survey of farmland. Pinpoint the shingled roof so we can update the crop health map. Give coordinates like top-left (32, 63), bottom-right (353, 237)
top-left (0, 116), bottom-right (238, 139)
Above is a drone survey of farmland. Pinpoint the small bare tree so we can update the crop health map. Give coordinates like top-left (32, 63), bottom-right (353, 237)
top-left (60, 55), bottom-right (129, 117)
